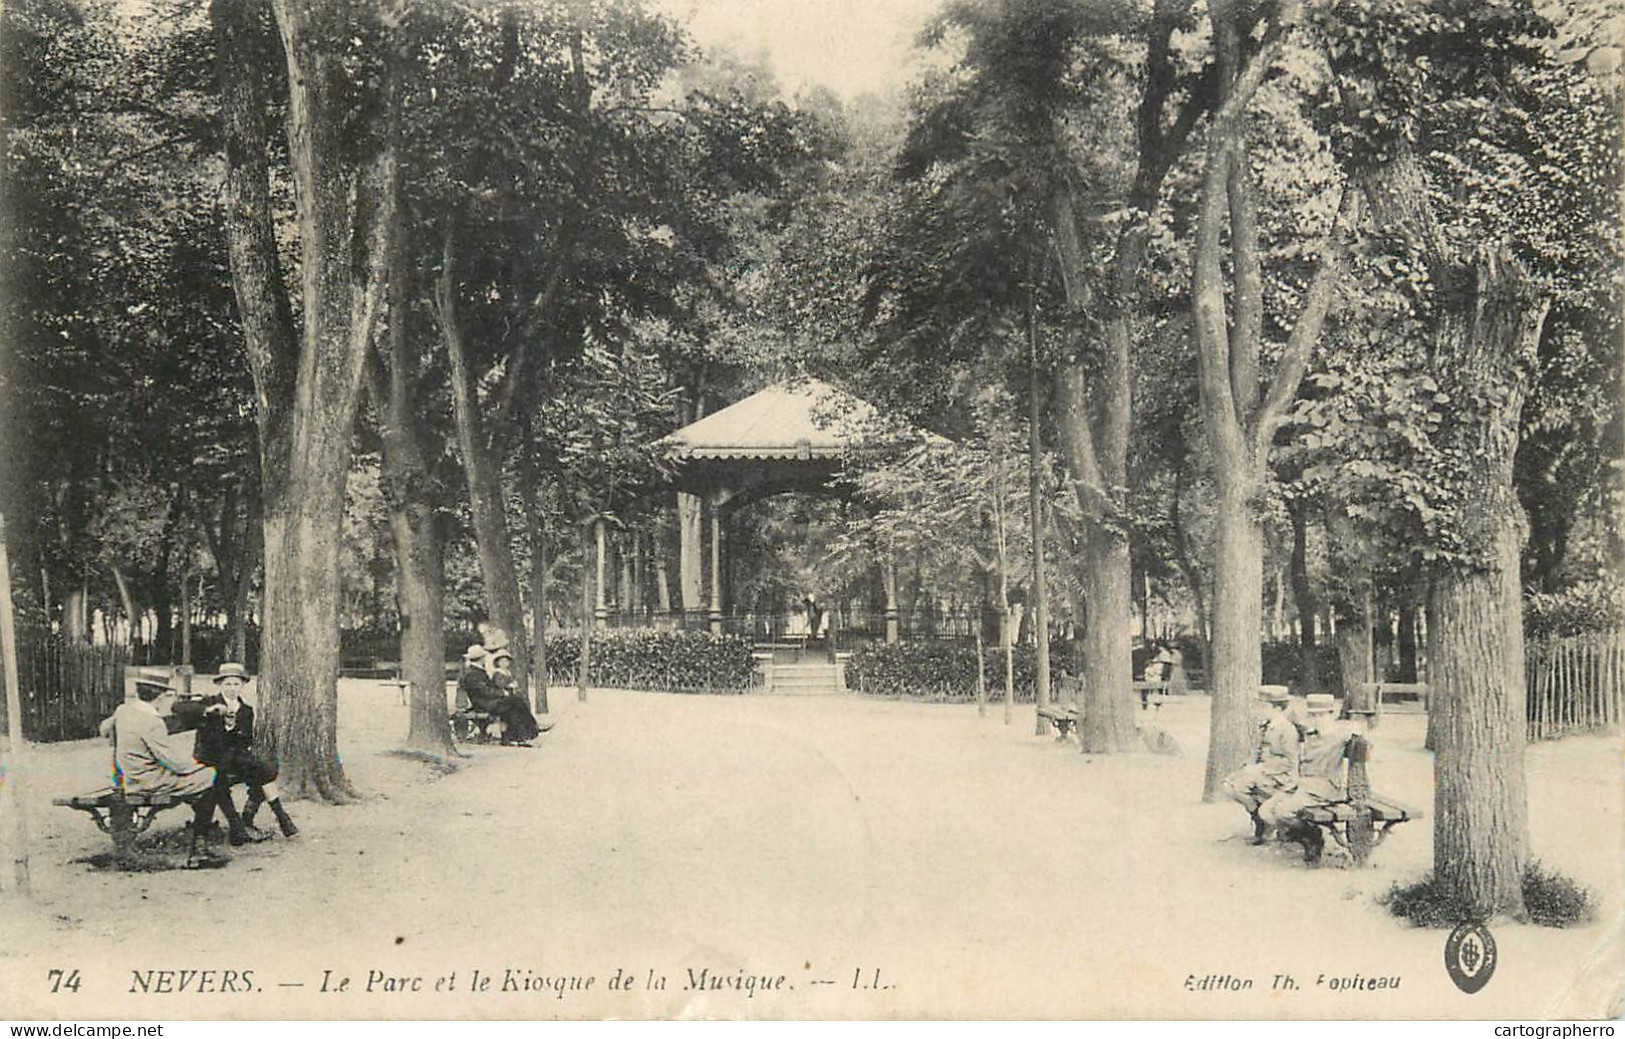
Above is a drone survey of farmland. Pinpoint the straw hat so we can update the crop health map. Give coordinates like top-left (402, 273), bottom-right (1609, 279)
top-left (214, 662), bottom-right (248, 684)
top-left (133, 668), bottom-right (176, 698)
top-left (1305, 693), bottom-right (1337, 714)
top-left (1257, 685), bottom-right (1291, 705)
top-left (464, 644), bottom-right (487, 662)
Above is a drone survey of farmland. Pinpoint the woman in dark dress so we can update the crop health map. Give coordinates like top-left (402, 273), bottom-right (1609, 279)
top-left (461, 645), bottom-right (540, 745)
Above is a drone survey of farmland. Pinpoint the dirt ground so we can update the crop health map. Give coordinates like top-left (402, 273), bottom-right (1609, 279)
top-left (1, 681), bottom-right (1620, 1021)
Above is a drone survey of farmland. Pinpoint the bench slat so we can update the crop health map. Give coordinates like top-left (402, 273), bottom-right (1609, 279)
top-left (54, 789), bottom-right (187, 809)
top-left (1301, 800), bottom-right (1418, 824)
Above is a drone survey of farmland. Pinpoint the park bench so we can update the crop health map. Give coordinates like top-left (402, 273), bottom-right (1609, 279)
top-left (450, 707), bottom-right (498, 742)
top-left (1365, 681), bottom-right (1430, 719)
top-left (1037, 703), bottom-right (1079, 740)
top-left (53, 787), bottom-right (206, 868)
top-left (1287, 733), bottom-right (1420, 867)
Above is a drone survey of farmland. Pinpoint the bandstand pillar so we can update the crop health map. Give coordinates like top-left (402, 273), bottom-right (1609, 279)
top-left (708, 500), bottom-right (723, 634)
top-left (594, 516), bottom-right (608, 628)
top-left (883, 562), bottom-right (899, 645)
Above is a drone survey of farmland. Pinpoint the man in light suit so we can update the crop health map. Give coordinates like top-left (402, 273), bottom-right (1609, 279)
top-left (1222, 685), bottom-right (1300, 843)
top-left (101, 670), bottom-right (224, 865)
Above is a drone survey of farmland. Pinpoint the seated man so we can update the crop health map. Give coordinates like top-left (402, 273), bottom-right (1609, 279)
top-left (192, 663), bottom-right (298, 839)
top-left (1259, 693), bottom-right (1369, 856)
top-left (475, 648), bottom-right (541, 745)
top-left (1221, 686), bottom-right (1299, 843)
top-left (102, 670), bottom-right (232, 864)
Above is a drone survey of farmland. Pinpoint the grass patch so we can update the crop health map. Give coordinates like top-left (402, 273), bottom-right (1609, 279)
top-left (1382, 860), bottom-right (1596, 927)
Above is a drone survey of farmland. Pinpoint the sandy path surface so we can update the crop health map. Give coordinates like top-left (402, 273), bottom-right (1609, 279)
top-left (2, 682), bottom-right (1620, 1020)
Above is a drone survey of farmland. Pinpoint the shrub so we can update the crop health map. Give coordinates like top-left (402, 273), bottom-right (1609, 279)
top-left (541, 629), bottom-right (758, 693)
top-left (844, 641), bottom-right (1073, 702)
top-left (1526, 581), bottom-right (1625, 639)
top-left (1522, 861), bottom-right (1596, 928)
top-left (1259, 641), bottom-right (1342, 693)
top-left (1381, 862), bottom-right (1595, 928)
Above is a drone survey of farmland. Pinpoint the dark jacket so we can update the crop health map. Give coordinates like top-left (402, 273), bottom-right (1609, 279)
top-left (460, 667), bottom-right (499, 712)
top-left (169, 695), bottom-right (255, 769)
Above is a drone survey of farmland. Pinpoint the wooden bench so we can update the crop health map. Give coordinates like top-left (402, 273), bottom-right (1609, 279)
top-left (450, 708), bottom-right (497, 743)
top-left (1038, 703), bottom-right (1079, 740)
top-left (1289, 734), bottom-right (1420, 867)
top-left (1367, 681), bottom-right (1430, 718)
top-left (53, 787), bottom-right (198, 868)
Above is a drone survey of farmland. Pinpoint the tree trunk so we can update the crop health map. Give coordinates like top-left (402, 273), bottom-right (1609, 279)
top-left (677, 492), bottom-right (703, 614)
top-left (110, 564), bottom-right (136, 644)
top-left (1432, 552), bottom-right (1530, 920)
top-left (1053, 364), bottom-right (1137, 752)
top-left (213, 0), bottom-right (295, 684)
top-left (1078, 524), bottom-right (1137, 753)
top-left (1358, 144), bottom-right (1547, 917)
top-left (1028, 293), bottom-right (1051, 732)
top-left (1189, 4), bottom-right (1351, 801)
top-left (1425, 583), bottom-right (1441, 752)
top-left (369, 143), bottom-right (455, 758)
top-left (387, 492), bottom-right (454, 756)
top-left (62, 586), bottom-right (88, 643)
top-left (974, 606), bottom-right (987, 718)
top-left (436, 233), bottom-right (530, 704)
top-left (655, 533), bottom-right (672, 614)
top-left (1425, 270), bottom-right (1545, 921)
top-left (246, 0), bottom-right (397, 802)
top-left (180, 567), bottom-right (193, 666)
top-left (577, 522), bottom-right (593, 702)
top-left (1397, 603), bottom-right (1418, 684)
top-left (1289, 499), bottom-right (1322, 693)
top-left (525, 478), bottom-right (550, 715)
top-left (1201, 478), bottom-right (1265, 800)
top-left (228, 475), bottom-right (260, 664)
top-left (1332, 601), bottom-right (1371, 699)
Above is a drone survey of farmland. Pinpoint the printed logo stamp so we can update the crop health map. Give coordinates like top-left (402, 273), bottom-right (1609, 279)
top-left (1444, 922), bottom-right (1497, 994)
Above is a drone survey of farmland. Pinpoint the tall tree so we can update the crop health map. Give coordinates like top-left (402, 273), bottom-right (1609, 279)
top-left (893, 0), bottom-right (1216, 752)
top-left (216, 0), bottom-right (398, 800)
top-left (1318, 0), bottom-right (1618, 917)
top-left (1190, 0), bottom-right (1357, 799)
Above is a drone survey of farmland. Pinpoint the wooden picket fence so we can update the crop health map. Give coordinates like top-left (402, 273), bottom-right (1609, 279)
top-left (8, 630), bottom-right (131, 742)
top-left (1526, 630), bottom-right (1624, 741)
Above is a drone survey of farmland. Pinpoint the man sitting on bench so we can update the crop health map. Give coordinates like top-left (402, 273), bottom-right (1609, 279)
top-left (171, 663), bottom-right (298, 841)
top-left (1258, 693), bottom-right (1367, 853)
top-left (1221, 686), bottom-right (1298, 843)
top-left (101, 670), bottom-right (232, 865)
top-left (459, 644), bottom-right (539, 745)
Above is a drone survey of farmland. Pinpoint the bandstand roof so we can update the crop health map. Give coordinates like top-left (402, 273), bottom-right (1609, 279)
top-left (665, 378), bottom-right (882, 461)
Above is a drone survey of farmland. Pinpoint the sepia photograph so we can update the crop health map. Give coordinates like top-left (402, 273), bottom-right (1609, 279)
top-left (0, 0), bottom-right (1621, 1022)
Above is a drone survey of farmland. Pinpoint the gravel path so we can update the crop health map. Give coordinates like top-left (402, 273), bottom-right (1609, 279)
top-left (2, 682), bottom-right (1619, 1019)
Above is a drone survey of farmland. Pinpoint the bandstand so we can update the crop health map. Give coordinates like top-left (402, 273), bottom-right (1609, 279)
top-left (587, 378), bottom-right (923, 645)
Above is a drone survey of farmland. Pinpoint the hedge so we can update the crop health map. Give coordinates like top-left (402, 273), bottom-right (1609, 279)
top-left (844, 641), bottom-right (1074, 702)
top-left (1526, 581), bottom-right (1625, 639)
top-left (541, 629), bottom-right (759, 693)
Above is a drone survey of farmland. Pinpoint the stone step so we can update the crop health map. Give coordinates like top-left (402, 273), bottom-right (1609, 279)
top-left (763, 663), bottom-right (843, 694)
